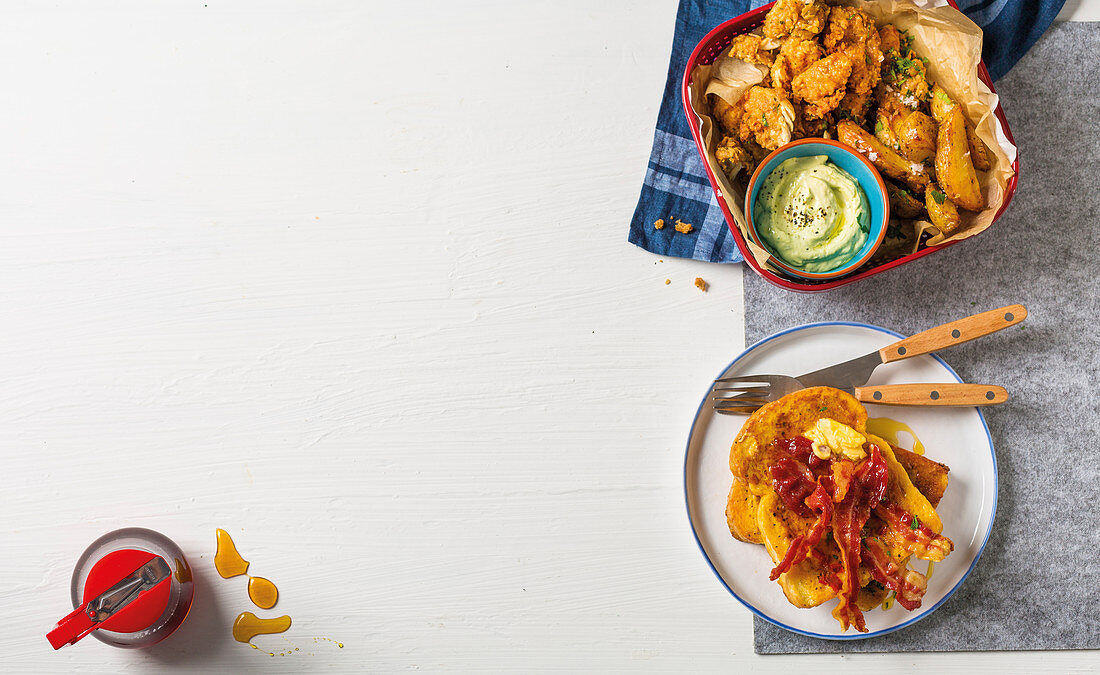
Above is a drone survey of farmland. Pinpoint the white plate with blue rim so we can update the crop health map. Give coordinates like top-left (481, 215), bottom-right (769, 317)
top-left (683, 321), bottom-right (997, 639)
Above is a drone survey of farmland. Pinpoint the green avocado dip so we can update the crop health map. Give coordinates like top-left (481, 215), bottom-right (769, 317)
top-left (753, 155), bottom-right (871, 273)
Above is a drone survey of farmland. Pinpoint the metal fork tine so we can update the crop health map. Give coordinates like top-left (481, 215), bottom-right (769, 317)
top-left (711, 393), bottom-right (768, 404)
top-left (712, 384), bottom-right (769, 392)
top-left (714, 375), bottom-right (775, 384)
top-left (713, 394), bottom-right (768, 405)
top-left (714, 404), bottom-right (763, 415)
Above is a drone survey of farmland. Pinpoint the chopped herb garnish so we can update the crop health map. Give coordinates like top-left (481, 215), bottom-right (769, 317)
top-left (900, 31), bottom-right (914, 53)
top-left (875, 119), bottom-right (884, 135)
top-left (909, 516), bottom-right (920, 531)
top-left (931, 189), bottom-right (946, 204)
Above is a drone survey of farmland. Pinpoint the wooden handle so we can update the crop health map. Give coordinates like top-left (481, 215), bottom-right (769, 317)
top-left (853, 384), bottom-right (1008, 406)
top-left (879, 304), bottom-right (1027, 363)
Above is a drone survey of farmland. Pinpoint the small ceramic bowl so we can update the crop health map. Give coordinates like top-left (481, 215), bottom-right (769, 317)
top-left (745, 138), bottom-right (889, 280)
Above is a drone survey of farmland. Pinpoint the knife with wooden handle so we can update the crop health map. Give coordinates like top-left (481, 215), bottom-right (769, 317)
top-left (796, 304), bottom-right (1026, 389)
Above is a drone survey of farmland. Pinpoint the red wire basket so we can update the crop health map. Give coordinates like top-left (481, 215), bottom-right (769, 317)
top-left (681, 1), bottom-right (1019, 293)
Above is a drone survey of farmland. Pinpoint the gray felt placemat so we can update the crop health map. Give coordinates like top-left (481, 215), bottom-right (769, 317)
top-left (749, 21), bottom-right (1100, 653)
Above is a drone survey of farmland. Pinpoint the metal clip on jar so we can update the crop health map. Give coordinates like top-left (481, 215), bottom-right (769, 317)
top-left (46, 528), bottom-right (194, 649)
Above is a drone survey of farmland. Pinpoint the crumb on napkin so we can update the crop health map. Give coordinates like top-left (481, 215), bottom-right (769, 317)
top-left (653, 218), bottom-right (665, 230)
top-left (675, 219), bottom-right (694, 233)
top-left (694, 277), bottom-right (708, 292)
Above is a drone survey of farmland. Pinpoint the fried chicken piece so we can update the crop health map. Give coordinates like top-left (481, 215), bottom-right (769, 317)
top-left (714, 134), bottom-right (753, 181)
top-left (792, 52), bottom-right (853, 119)
top-left (709, 94), bottom-right (744, 136)
top-left (823, 7), bottom-right (883, 122)
top-left (770, 37), bottom-right (824, 94)
top-left (823, 6), bottom-right (878, 51)
top-left (793, 106), bottom-right (834, 139)
top-left (727, 33), bottom-right (775, 66)
top-left (763, 0), bottom-right (828, 41)
top-left (738, 85), bottom-right (796, 151)
top-left (879, 24), bottom-right (901, 53)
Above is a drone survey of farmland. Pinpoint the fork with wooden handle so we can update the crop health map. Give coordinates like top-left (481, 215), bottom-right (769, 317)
top-left (712, 374), bottom-right (1007, 415)
top-left (712, 304), bottom-right (1024, 414)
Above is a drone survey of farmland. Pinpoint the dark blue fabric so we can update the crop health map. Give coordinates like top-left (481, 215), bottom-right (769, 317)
top-left (628, 0), bottom-right (1065, 263)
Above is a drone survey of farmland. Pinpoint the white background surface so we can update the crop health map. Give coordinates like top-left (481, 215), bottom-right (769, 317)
top-left (0, 1), bottom-right (1096, 673)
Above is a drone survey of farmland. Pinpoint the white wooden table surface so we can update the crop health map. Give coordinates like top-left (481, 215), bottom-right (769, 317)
top-left (1, 2), bottom-right (1096, 672)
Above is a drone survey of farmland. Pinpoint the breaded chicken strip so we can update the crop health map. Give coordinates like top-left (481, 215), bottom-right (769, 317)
top-left (709, 94), bottom-right (744, 136)
top-left (738, 85), bottom-right (796, 150)
top-left (714, 134), bottom-right (753, 180)
top-left (879, 24), bottom-right (902, 53)
top-left (727, 33), bottom-right (775, 66)
top-left (763, 0), bottom-right (828, 41)
top-left (823, 5), bottom-right (878, 51)
top-left (770, 37), bottom-right (823, 94)
top-left (792, 52), bottom-right (853, 119)
top-left (823, 6), bottom-right (883, 121)
top-left (793, 105), bottom-right (833, 139)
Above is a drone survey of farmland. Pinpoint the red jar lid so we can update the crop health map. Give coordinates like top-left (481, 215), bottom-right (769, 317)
top-left (82, 549), bottom-right (171, 633)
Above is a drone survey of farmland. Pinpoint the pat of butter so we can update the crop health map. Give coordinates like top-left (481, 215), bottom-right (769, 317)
top-left (804, 418), bottom-right (867, 461)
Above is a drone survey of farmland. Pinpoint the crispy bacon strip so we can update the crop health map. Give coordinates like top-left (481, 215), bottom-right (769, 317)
top-left (769, 454), bottom-right (817, 518)
top-left (768, 448), bottom-right (834, 580)
top-left (875, 501), bottom-right (954, 561)
top-left (830, 445), bottom-right (889, 633)
top-left (768, 482), bottom-right (833, 580)
top-left (862, 538), bottom-right (928, 610)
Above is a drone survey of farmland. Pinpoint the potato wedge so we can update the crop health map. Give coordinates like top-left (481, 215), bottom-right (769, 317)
top-left (964, 120), bottom-right (993, 171)
top-left (837, 120), bottom-right (930, 193)
top-left (930, 84), bottom-right (992, 171)
top-left (886, 181), bottom-right (924, 218)
top-left (894, 110), bottom-right (936, 165)
top-left (935, 108), bottom-right (984, 211)
top-left (874, 110), bottom-right (901, 152)
top-left (930, 84), bottom-right (953, 124)
top-left (925, 182), bottom-right (961, 236)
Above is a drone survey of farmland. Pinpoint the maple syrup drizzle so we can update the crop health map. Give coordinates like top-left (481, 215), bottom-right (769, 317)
top-left (214, 529), bottom-right (250, 578)
top-left (232, 612), bottom-right (292, 643)
top-left (248, 576), bottom-right (279, 610)
top-left (866, 417), bottom-right (925, 455)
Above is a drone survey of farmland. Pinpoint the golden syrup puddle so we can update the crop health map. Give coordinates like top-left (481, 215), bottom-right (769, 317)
top-left (217, 530), bottom-right (341, 655)
top-left (248, 576), bottom-right (279, 609)
top-left (867, 417), bottom-right (925, 455)
top-left (233, 612), bottom-right (292, 643)
top-left (215, 528), bottom-right (250, 578)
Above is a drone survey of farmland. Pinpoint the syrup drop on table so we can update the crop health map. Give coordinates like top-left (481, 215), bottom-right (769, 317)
top-left (215, 529), bottom-right (250, 578)
top-left (866, 417), bottom-right (925, 455)
top-left (233, 612), bottom-right (292, 643)
top-left (248, 576), bottom-right (279, 609)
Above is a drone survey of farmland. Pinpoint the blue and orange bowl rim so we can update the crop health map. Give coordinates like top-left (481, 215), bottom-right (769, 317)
top-left (744, 138), bottom-right (891, 280)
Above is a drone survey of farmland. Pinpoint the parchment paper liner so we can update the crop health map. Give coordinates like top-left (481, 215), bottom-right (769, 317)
top-left (687, 0), bottom-right (1017, 275)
